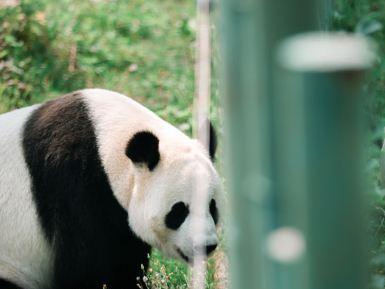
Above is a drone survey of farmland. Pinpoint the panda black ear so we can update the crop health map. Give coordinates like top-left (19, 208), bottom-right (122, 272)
top-left (209, 122), bottom-right (217, 160)
top-left (126, 131), bottom-right (160, 171)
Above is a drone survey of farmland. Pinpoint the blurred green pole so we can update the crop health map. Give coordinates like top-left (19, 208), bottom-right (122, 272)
top-left (318, 0), bottom-right (333, 30)
top-left (276, 33), bottom-right (373, 289)
top-left (220, 1), bottom-right (318, 289)
top-left (221, 1), bottom-right (372, 289)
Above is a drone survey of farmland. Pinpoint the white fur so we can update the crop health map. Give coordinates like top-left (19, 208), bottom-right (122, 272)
top-left (0, 105), bottom-right (53, 289)
top-left (83, 88), bottom-right (222, 261)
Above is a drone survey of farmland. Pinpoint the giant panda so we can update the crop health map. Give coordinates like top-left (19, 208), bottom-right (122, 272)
top-left (0, 89), bottom-right (222, 289)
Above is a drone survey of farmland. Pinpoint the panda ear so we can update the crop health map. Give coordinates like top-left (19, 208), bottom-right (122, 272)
top-left (126, 131), bottom-right (160, 171)
top-left (209, 122), bottom-right (217, 160)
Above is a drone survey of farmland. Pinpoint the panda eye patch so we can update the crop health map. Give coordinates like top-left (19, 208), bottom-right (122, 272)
top-left (165, 202), bottom-right (189, 230)
top-left (210, 199), bottom-right (219, 225)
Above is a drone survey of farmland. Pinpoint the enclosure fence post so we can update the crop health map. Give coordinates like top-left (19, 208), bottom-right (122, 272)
top-left (192, 0), bottom-right (211, 288)
top-left (220, 0), bottom-right (319, 289)
top-left (276, 32), bottom-right (374, 289)
top-left (221, 1), bottom-right (373, 289)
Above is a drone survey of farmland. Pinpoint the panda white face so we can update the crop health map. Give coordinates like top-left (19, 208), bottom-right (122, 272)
top-left (126, 134), bottom-right (221, 263)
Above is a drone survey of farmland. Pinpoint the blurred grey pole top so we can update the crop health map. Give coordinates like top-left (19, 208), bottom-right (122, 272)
top-left (278, 32), bottom-right (376, 72)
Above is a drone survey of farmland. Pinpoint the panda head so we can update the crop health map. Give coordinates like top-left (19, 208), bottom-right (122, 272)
top-left (82, 89), bottom-right (221, 263)
top-left (120, 125), bottom-right (221, 262)
top-left (123, 126), bottom-right (221, 263)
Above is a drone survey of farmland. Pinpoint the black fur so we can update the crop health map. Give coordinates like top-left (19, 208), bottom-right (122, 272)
top-left (209, 199), bottom-right (218, 225)
top-left (209, 122), bottom-right (217, 160)
top-left (165, 202), bottom-right (189, 230)
top-left (126, 131), bottom-right (160, 171)
top-left (0, 279), bottom-right (23, 289)
top-left (22, 93), bottom-right (151, 289)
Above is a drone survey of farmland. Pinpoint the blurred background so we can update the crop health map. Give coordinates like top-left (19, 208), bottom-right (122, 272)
top-left (1, 0), bottom-right (385, 288)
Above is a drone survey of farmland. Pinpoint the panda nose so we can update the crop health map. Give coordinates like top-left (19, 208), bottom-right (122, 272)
top-left (206, 244), bottom-right (218, 256)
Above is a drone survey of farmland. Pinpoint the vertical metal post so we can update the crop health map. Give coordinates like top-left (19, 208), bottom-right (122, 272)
top-left (318, 0), bottom-right (333, 30)
top-left (277, 33), bottom-right (373, 289)
top-left (193, 0), bottom-right (211, 288)
top-left (221, 1), bottom-right (372, 289)
top-left (220, 1), bottom-right (318, 289)
top-left (220, 2), bottom-right (274, 289)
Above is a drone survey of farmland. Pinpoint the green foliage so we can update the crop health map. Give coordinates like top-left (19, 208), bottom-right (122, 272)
top-left (0, 0), bottom-right (197, 132)
top-left (0, 1), bottom-right (49, 110)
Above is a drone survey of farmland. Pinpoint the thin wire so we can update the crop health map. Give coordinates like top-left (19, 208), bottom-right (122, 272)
top-left (192, 0), bottom-right (211, 288)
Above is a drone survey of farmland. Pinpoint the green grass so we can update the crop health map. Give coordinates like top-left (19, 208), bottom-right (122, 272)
top-left (140, 250), bottom-right (217, 289)
top-left (0, 0), bottom-right (198, 133)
